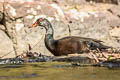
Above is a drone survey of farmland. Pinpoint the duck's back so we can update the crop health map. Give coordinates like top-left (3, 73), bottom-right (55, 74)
top-left (52, 36), bottom-right (111, 56)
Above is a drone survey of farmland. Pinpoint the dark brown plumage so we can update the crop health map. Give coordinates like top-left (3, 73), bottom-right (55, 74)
top-left (30, 18), bottom-right (111, 56)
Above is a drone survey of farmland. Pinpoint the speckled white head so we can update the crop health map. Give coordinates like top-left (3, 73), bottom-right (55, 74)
top-left (30, 18), bottom-right (54, 35)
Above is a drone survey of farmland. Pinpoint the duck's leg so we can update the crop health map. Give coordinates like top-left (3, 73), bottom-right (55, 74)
top-left (87, 50), bottom-right (99, 63)
top-left (96, 48), bottom-right (109, 59)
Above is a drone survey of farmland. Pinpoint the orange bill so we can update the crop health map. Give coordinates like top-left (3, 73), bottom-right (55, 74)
top-left (29, 21), bottom-right (38, 28)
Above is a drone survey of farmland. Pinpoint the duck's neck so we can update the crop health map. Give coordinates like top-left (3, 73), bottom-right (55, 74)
top-left (44, 23), bottom-right (55, 51)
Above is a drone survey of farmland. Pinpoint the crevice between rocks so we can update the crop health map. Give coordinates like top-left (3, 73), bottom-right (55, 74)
top-left (0, 3), bottom-right (24, 57)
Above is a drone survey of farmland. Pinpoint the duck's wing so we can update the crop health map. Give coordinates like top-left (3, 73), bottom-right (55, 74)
top-left (61, 36), bottom-right (103, 42)
top-left (83, 40), bottom-right (112, 50)
top-left (55, 36), bottom-right (112, 50)
top-left (68, 36), bottom-right (112, 50)
top-left (77, 37), bottom-right (103, 43)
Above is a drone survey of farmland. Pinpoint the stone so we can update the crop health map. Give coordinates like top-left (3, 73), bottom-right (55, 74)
top-left (0, 12), bottom-right (3, 23)
top-left (0, 1), bottom-right (120, 59)
top-left (86, 0), bottom-right (119, 4)
top-left (0, 29), bottom-right (15, 58)
top-left (0, 3), bottom-right (3, 23)
top-left (108, 5), bottom-right (120, 17)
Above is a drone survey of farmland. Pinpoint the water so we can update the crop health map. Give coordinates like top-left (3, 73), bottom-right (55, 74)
top-left (0, 62), bottom-right (120, 80)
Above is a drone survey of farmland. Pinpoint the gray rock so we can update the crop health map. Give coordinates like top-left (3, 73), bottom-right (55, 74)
top-left (0, 11), bottom-right (3, 22)
top-left (0, 1), bottom-right (120, 58)
top-left (0, 29), bottom-right (15, 58)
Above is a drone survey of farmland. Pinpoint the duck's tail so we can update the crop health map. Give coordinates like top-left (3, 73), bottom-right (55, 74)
top-left (99, 44), bottom-right (113, 49)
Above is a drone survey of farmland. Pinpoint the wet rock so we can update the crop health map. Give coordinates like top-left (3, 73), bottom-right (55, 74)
top-left (96, 59), bottom-right (120, 68)
top-left (53, 56), bottom-right (96, 64)
top-left (0, 52), bottom-right (55, 64)
top-left (0, 58), bottom-right (24, 64)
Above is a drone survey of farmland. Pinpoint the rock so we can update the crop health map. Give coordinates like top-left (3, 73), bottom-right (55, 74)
top-left (0, 1), bottom-right (120, 58)
top-left (106, 5), bottom-right (120, 45)
top-left (0, 3), bottom-right (3, 12)
top-left (86, 0), bottom-right (119, 4)
top-left (108, 5), bottom-right (120, 18)
top-left (96, 59), bottom-right (120, 68)
top-left (109, 26), bottom-right (120, 44)
top-left (0, 3), bottom-right (3, 23)
top-left (0, 29), bottom-right (15, 58)
top-left (52, 20), bottom-right (69, 39)
top-left (66, 0), bottom-right (86, 5)
top-left (0, 11), bottom-right (3, 23)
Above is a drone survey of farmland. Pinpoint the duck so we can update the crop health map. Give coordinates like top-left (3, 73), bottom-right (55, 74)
top-left (29, 18), bottom-right (111, 56)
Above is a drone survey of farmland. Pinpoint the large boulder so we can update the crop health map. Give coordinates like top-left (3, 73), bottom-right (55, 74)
top-left (0, 28), bottom-right (15, 58)
top-left (0, 1), bottom-right (120, 58)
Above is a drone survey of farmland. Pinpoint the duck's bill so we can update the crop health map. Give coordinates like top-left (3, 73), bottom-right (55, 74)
top-left (29, 21), bottom-right (38, 28)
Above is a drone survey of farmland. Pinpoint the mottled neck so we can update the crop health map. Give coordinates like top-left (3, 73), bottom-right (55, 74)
top-left (45, 22), bottom-right (54, 36)
top-left (44, 23), bottom-right (55, 50)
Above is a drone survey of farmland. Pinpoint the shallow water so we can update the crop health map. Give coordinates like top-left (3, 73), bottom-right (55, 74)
top-left (0, 62), bottom-right (120, 80)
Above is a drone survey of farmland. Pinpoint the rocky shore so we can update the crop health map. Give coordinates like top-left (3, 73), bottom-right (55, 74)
top-left (0, 0), bottom-right (120, 67)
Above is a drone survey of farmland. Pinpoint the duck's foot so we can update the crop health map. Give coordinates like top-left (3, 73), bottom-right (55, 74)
top-left (87, 52), bottom-right (99, 63)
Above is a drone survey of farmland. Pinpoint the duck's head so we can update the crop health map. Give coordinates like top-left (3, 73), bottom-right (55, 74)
top-left (30, 18), bottom-right (49, 28)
